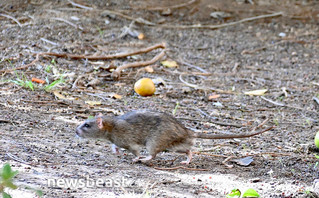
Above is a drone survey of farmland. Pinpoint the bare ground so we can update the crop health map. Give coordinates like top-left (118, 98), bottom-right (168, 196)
top-left (0, 0), bottom-right (319, 197)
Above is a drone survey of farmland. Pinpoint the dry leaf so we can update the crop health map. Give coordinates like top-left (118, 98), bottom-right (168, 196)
top-left (161, 60), bottom-right (178, 68)
top-left (53, 91), bottom-right (66, 100)
top-left (208, 94), bottom-right (220, 100)
top-left (53, 91), bottom-right (75, 100)
top-left (85, 101), bottom-right (102, 106)
top-left (244, 89), bottom-right (268, 96)
top-left (144, 66), bottom-right (154, 73)
top-left (110, 93), bottom-right (122, 99)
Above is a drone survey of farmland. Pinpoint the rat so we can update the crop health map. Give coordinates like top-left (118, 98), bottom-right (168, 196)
top-left (75, 110), bottom-right (273, 164)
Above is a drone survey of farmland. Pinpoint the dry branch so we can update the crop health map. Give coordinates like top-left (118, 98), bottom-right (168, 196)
top-left (161, 12), bottom-right (283, 29)
top-left (0, 13), bottom-right (22, 27)
top-left (0, 43), bottom-right (166, 75)
top-left (154, 166), bottom-right (208, 171)
top-left (179, 74), bottom-right (235, 94)
top-left (112, 50), bottom-right (166, 80)
top-left (142, 0), bottom-right (197, 11)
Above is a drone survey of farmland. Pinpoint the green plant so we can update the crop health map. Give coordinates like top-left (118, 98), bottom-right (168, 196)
top-left (51, 59), bottom-right (56, 66)
top-left (95, 26), bottom-right (104, 37)
top-left (277, 96), bottom-right (284, 101)
top-left (172, 102), bottom-right (180, 115)
top-left (45, 65), bottom-right (52, 73)
top-left (11, 72), bottom-right (34, 91)
top-left (44, 76), bottom-right (65, 92)
top-left (0, 163), bottom-right (43, 198)
top-left (227, 188), bottom-right (260, 198)
top-left (0, 163), bottom-right (18, 198)
top-left (273, 118), bottom-right (279, 126)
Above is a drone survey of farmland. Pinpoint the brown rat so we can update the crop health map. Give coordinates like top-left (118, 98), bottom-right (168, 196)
top-left (76, 110), bottom-right (274, 164)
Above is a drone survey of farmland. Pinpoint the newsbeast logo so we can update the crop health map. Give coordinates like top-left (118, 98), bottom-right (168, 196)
top-left (47, 176), bottom-right (129, 189)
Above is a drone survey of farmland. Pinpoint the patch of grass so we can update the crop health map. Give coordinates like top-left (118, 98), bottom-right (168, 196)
top-left (45, 64), bottom-right (52, 73)
top-left (273, 118), bottom-right (279, 126)
top-left (44, 76), bottom-right (65, 92)
top-left (172, 102), bottom-right (180, 115)
top-left (51, 58), bottom-right (56, 66)
top-left (11, 71), bottom-right (34, 91)
top-left (95, 26), bottom-right (104, 37)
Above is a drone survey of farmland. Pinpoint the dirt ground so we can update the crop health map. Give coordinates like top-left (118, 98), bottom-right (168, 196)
top-left (1, 0), bottom-right (319, 197)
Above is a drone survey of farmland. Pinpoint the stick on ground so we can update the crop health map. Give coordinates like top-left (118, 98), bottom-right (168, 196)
top-left (0, 43), bottom-right (166, 75)
top-left (112, 50), bottom-right (166, 80)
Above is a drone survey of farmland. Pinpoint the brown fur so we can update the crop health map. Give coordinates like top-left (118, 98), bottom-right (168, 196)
top-left (76, 110), bottom-right (271, 164)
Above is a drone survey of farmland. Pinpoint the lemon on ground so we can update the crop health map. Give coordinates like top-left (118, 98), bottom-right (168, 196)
top-left (134, 78), bottom-right (155, 97)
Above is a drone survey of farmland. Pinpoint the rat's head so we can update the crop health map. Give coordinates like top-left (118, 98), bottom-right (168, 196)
top-left (76, 114), bottom-right (114, 139)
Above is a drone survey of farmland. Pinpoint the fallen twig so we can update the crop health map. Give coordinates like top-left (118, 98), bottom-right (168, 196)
top-left (254, 118), bottom-right (269, 130)
top-left (222, 156), bottom-right (234, 169)
top-left (194, 151), bottom-right (291, 158)
top-left (40, 37), bottom-right (60, 46)
top-left (261, 96), bottom-right (285, 106)
top-left (261, 96), bottom-right (319, 115)
top-left (179, 74), bottom-right (235, 94)
top-left (0, 53), bottom-right (40, 74)
top-left (179, 59), bottom-right (209, 74)
top-left (142, 0), bottom-right (197, 11)
top-left (154, 166), bottom-right (209, 171)
top-left (0, 13), bottom-right (22, 27)
top-left (52, 17), bottom-right (84, 31)
top-left (193, 152), bottom-right (235, 158)
top-left (68, 0), bottom-right (93, 10)
top-left (161, 12), bottom-right (283, 29)
top-left (6, 153), bottom-right (32, 165)
top-left (100, 10), bottom-right (156, 26)
top-left (0, 43), bottom-right (166, 74)
top-left (112, 50), bottom-right (166, 80)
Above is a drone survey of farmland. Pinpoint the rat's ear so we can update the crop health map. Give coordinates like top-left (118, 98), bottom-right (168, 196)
top-left (96, 117), bottom-right (104, 129)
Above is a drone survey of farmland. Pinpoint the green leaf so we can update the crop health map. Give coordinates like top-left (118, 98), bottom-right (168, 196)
top-left (1, 164), bottom-right (18, 180)
top-left (242, 188), bottom-right (260, 197)
top-left (4, 181), bottom-right (18, 190)
top-left (172, 102), bottom-right (179, 115)
top-left (44, 76), bottom-right (65, 92)
top-left (25, 81), bottom-right (34, 91)
top-left (24, 186), bottom-right (43, 197)
top-left (35, 189), bottom-right (43, 196)
top-left (226, 188), bottom-right (241, 198)
top-left (2, 192), bottom-right (12, 198)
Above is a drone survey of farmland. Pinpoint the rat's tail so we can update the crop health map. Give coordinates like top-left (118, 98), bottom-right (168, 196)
top-left (193, 126), bottom-right (275, 139)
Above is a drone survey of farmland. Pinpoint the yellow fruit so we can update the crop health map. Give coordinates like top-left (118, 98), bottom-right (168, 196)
top-left (315, 131), bottom-right (319, 148)
top-left (134, 78), bottom-right (155, 97)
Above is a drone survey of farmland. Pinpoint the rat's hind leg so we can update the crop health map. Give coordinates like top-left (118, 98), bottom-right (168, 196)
top-left (137, 142), bottom-right (161, 162)
top-left (180, 150), bottom-right (192, 164)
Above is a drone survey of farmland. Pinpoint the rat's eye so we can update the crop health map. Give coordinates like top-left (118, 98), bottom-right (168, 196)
top-left (83, 123), bottom-right (90, 128)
